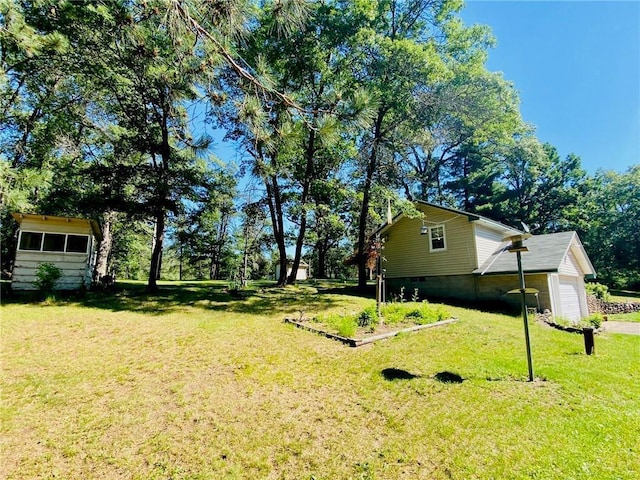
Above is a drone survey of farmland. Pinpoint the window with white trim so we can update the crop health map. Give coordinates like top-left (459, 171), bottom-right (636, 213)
top-left (18, 231), bottom-right (89, 254)
top-left (429, 225), bottom-right (446, 252)
top-left (18, 232), bottom-right (43, 251)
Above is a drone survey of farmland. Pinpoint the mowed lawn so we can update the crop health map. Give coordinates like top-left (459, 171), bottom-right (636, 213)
top-left (1, 281), bottom-right (639, 480)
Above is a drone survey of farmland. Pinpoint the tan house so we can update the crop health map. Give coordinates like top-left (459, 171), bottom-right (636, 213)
top-left (378, 202), bottom-right (596, 322)
top-left (11, 213), bottom-right (102, 290)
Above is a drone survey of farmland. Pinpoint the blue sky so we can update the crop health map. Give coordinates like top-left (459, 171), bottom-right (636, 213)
top-left (209, 1), bottom-right (640, 176)
top-left (459, 0), bottom-right (640, 174)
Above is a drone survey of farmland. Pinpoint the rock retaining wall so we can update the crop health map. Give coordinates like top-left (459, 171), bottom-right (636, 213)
top-left (587, 295), bottom-right (640, 315)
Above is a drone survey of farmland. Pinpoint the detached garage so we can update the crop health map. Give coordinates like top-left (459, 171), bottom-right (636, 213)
top-left (11, 213), bottom-right (102, 291)
top-left (474, 231), bottom-right (596, 322)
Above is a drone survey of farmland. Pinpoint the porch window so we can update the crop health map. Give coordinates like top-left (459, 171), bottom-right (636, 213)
top-left (66, 235), bottom-right (89, 253)
top-left (18, 231), bottom-right (89, 254)
top-left (19, 232), bottom-right (43, 251)
top-left (429, 225), bottom-right (446, 252)
top-left (43, 233), bottom-right (66, 252)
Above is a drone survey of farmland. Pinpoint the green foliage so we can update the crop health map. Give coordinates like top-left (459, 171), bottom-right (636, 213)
top-left (34, 262), bottom-right (62, 293)
top-left (585, 282), bottom-right (610, 302)
top-left (380, 303), bottom-right (406, 324)
top-left (381, 302), bottom-right (450, 325)
top-left (315, 301), bottom-right (451, 337)
top-left (1, 0), bottom-right (636, 293)
top-left (316, 312), bottom-right (358, 338)
top-left (573, 166), bottom-right (640, 289)
top-left (585, 313), bottom-right (603, 329)
top-left (357, 305), bottom-right (379, 328)
top-left (403, 303), bottom-right (450, 325)
top-left (411, 288), bottom-right (420, 302)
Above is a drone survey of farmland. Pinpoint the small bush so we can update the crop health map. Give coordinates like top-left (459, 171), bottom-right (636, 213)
top-left (381, 302), bottom-right (450, 325)
top-left (586, 282), bottom-right (610, 302)
top-left (34, 263), bottom-right (62, 294)
top-left (336, 317), bottom-right (358, 337)
top-left (358, 305), bottom-right (379, 328)
top-left (585, 313), bottom-right (603, 329)
top-left (316, 312), bottom-right (358, 338)
top-left (381, 303), bottom-right (405, 324)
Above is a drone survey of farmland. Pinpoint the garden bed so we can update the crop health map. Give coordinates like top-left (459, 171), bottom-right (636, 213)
top-left (285, 301), bottom-right (457, 347)
top-left (284, 316), bottom-right (458, 347)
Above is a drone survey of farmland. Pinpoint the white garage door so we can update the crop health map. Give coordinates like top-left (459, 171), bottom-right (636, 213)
top-left (558, 276), bottom-right (583, 322)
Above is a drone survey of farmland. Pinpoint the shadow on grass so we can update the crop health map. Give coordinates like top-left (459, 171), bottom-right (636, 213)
top-left (610, 289), bottom-right (640, 299)
top-left (2, 280), bottom-right (357, 316)
top-left (381, 368), bottom-right (421, 381)
top-left (433, 371), bottom-right (464, 384)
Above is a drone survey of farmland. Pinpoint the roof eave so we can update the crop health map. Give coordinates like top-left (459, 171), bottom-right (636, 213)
top-left (474, 268), bottom-right (558, 276)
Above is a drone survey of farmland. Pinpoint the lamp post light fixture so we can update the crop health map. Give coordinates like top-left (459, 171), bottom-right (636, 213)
top-left (505, 233), bottom-right (535, 382)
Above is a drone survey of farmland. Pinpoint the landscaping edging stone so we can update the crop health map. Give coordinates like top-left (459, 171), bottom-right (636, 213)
top-left (537, 312), bottom-right (601, 334)
top-left (284, 317), bottom-right (458, 347)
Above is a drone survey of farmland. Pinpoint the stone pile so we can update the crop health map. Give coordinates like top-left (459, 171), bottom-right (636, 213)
top-left (587, 295), bottom-right (640, 315)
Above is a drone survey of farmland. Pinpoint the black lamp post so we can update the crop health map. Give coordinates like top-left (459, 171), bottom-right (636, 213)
top-left (506, 233), bottom-right (534, 382)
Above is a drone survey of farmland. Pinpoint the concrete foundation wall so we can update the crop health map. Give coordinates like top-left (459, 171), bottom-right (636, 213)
top-left (387, 273), bottom-right (552, 312)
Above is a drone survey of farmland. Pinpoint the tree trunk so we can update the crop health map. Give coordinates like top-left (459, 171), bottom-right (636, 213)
top-left (148, 210), bottom-right (165, 292)
top-left (287, 127), bottom-right (317, 285)
top-left (94, 210), bottom-right (116, 281)
top-left (316, 239), bottom-right (328, 279)
top-left (265, 174), bottom-right (288, 286)
top-left (357, 108), bottom-right (386, 290)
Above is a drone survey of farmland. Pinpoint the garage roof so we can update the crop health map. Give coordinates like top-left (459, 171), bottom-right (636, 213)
top-left (473, 231), bottom-right (596, 278)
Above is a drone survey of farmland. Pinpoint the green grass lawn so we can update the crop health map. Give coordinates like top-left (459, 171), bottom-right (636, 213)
top-left (609, 289), bottom-right (640, 304)
top-left (608, 311), bottom-right (640, 322)
top-left (2, 281), bottom-right (639, 479)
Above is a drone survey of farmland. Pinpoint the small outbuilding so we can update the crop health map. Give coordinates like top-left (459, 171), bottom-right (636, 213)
top-left (11, 213), bottom-right (102, 291)
top-left (275, 260), bottom-right (311, 281)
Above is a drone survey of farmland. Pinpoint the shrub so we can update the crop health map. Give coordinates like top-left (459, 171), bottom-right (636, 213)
top-left (381, 303), bottom-right (405, 324)
top-left (316, 312), bottom-right (358, 338)
top-left (336, 317), bottom-right (358, 337)
top-left (34, 263), bottom-right (62, 294)
top-left (358, 305), bottom-right (379, 328)
top-left (381, 302), bottom-right (450, 325)
top-left (585, 313), bottom-right (604, 329)
top-left (585, 282), bottom-right (610, 302)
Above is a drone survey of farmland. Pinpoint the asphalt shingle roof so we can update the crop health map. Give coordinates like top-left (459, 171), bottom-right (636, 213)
top-left (473, 231), bottom-right (578, 275)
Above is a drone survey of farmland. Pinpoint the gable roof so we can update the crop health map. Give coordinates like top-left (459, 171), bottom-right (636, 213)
top-left (376, 201), bottom-right (522, 237)
top-left (473, 231), bottom-right (596, 278)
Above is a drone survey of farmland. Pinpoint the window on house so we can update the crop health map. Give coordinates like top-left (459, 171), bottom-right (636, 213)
top-left (19, 232), bottom-right (43, 250)
top-left (43, 233), bottom-right (66, 252)
top-left (17, 231), bottom-right (89, 253)
top-left (429, 225), bottom-right (446, 252)
top-left (66, 235), bottom-right (89, 253)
